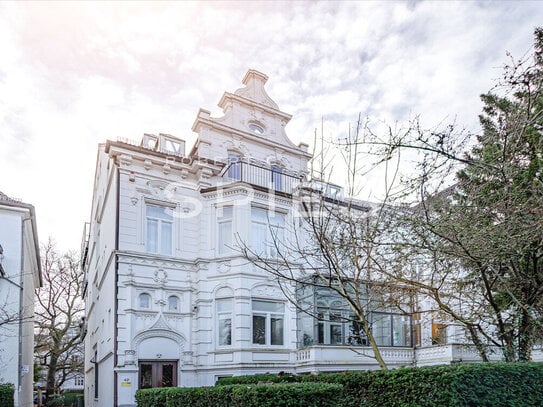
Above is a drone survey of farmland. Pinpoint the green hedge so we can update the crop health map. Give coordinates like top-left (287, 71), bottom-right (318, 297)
top-left (0, 385), bottom-right (14, 407)
top-left (216, 363), bottom-right (543, 407)
top-left (136, 382), bottom-right (343, 407)
top-left (63, 391), bottom-right (84, 406)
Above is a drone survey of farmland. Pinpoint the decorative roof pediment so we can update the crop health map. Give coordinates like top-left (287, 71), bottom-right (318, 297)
top-left (233, 69), bottom-right (279, 110)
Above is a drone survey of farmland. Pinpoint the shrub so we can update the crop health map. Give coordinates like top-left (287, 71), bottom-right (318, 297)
top-left (63, 391), bottom-right (84, 406)
top-left (214, 363), bottom-right (543, 407)
top-left (0, 385), bottom-right (14, 407)
top-left (135, 388), bottom-right (169, 407)
top-left (46, 394), bottom-right (65, 407)
top-left (136, 383), bottom-right (342, 407)
top-left (216, 373), bottom-right (299, 386)
top-left (229, 382), bottom-right (342, 407)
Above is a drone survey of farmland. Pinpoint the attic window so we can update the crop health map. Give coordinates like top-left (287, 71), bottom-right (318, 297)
top-left (162, 138), bottom-right (182, 154)
top-left (142, 134), bottom-right (158, 150)
top-left (248, 123), bottom-right (264, 135)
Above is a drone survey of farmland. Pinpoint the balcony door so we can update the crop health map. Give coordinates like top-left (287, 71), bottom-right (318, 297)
top-left (138, 361), bottom-right (177, 389)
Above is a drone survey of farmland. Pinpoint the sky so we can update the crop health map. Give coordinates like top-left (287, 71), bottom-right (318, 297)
top-left (0, 1), bottom-right (542, 251)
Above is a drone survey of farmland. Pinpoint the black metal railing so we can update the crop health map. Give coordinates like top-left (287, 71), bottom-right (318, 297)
top-left (222, 161), bottom-right (301, 194)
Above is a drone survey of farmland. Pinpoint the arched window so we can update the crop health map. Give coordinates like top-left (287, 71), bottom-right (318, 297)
top-left (168, 296), bottom-right (179, 312)
top-left (139, 293), bottom-right (151, 309)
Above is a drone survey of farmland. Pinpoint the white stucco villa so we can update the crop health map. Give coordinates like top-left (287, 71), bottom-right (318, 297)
top-left (81, 70), bottom-right (515, 407)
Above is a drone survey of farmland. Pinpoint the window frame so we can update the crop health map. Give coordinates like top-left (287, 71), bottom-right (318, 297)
top-left (217, 206), bottom-right (233, 255)
top-left (216, 298), bottom-right (233, 347)
top-left (226, 152), bottom-right (242, 180)
top-left (251, 299), bottom-right (285, 346)
top-left (250, 206), bottom-right (286, 258)
top-left (139, 293), bottom-right (151, 309)
top-left (167, 295), bottom-right (179, 312)
top-left (145, 203), bottom-right (174, 256)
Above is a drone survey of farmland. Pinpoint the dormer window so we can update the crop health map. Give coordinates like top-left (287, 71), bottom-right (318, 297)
top-left (142, 134), bottom-right (158, 150)
top-left (248, 123), bottom-right (265, 135)
top-left (161, 137), bottom-right (183, 155)
top-left (139, 133), bottom-right (185, 156)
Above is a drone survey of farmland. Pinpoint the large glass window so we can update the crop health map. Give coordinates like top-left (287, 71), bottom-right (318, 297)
top-left (251, 207), bottom-right (286, 257)
top-left (317, 301), bottom-right (345, 345)
top-left (216, 299), bottom-right (233, 346)
top-left (296, 285), bottom-right (412, 348)
top-left (252, 300), bottom-right (284, 346)
top-left (146, 205), bottom-right (173, 255)
top-left (217, 206), bottom-right (233, 254)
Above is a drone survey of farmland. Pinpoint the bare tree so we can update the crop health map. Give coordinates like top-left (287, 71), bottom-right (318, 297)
top-left (240, 28), bottom-right (543, 366)
top-left (237, 122), bottom-right (415, 370)
top-left (347, 28), bottom-right (543, 362)
top-left (35, 239), bottom-right (84, 396)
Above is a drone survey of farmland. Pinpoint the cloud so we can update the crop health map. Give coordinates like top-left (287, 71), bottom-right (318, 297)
top-left (0, 1), bottom-right (542, 249)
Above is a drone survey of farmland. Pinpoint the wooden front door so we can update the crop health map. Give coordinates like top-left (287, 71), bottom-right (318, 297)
top-left (138, 361), bottom-right (177, 389)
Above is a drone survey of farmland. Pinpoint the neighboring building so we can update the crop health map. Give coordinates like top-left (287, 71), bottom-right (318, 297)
top-left (82, 70), bottom-right (529, 407)
top-left (0, 192), bottom-right (41, 407)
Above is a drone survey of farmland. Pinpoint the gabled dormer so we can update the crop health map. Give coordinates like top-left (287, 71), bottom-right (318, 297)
top-left (190, 69), bottom-right (311, 177)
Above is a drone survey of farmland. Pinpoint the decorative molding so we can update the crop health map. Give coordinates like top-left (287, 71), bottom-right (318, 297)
top-left (119, 154), bottom-right (133, 166)
top-left (217, 262), bottom-right (231, 274)
top-left (251, 284), bottom-right (282, 299)
top-left (149, 313), bottom-right (173, 331)
top-left (154, 268), bottom-right (168, 285)
top-left (117, 252), bottom-right (196, 270)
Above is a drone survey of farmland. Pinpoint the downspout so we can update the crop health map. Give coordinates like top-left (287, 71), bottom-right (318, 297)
top-left (114, 165), bottom-right (120, 407)
top-left (18, 217), bottom-right (31, 402)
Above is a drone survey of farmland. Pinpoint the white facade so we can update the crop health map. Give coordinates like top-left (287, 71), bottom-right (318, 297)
top-left (82, 70), bottom-right (499, 407)
top-left (0, 192), bottom-right (41, 407)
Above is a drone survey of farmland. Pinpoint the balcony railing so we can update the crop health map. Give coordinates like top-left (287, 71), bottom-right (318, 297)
top-left (222, 161), bottom-right (302, 194)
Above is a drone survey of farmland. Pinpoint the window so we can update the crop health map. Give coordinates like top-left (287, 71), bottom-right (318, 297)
top-left (162, 138), bottom-right (183, 155)
top-left (227, 153), bottom-right (241, 180)
top-left (251, 207), bottom-right (286, 257)
top-left (146, 204), bottom-right (173, 255)
top-left (93, 350), bottom-right (98, 398)
top-left (252, 300), bottom-right (284, 346)
top-left (248, 123), bottom-right (264, 135)
top-left (317, 301), bottom-right (344, 345)
top-left (216, 299), bottom-right (233, 346)
top-left (372, 313), bottom-right (412, 347)
top-left (270, 165), bottom-right (283, 191)
top-left (217, 206), bottom-right (233, 254)
top-left (139, 293), bottom-right (151, 309)
top-left (168, 296), bottom-right (179, 312)
top-left (432, 322), bottom-right (447, 345)
top-left (142, 134), bottom-right (158, 149)
top-left (75, 376), bottom-right (84, 386)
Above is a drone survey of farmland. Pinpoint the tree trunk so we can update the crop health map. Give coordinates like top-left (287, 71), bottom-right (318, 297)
top-left (46, 355), bottom-right (58, 397)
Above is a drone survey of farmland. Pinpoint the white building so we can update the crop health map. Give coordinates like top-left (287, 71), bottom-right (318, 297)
top-left (81, 70), bottom-right (494, 407)
top-left (0, 192), bottom-right (41, 407)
